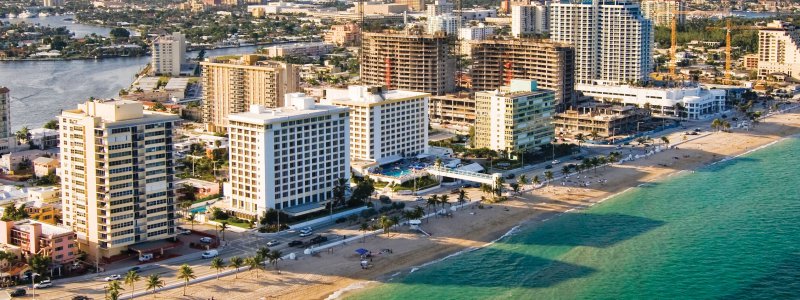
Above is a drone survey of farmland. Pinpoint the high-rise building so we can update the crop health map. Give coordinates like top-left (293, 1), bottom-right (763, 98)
top-left (427, 14), bottom-right (460, 36)
top-left (459, 23), bottom-right (495, 41)
top-left (324, 23), bottom-right (361, 47)
top-left (469, 38), bottom-right (576, 111)
top-left (201, 54), bottom-right (300, 133)
top-left (152, 32), bottom-right (186, 76)
top-left (511, 3), bottom-right (549, 37)
top-left (551, 0), bottom-right (653, 85)
top-left (43, 0), bottom-right (65, 7)
top-left (361, 32), bottom-right (456, 95)
top-left (474, 79), bottom-right (554, 153)
top-left (0, 87), bottom-right (11, 142)
top-left (325, 86), bottom-right (429, 163)
top-left (641, 0), bottom-right (685, 27)
top-left (427, 0), bottom-right (454, 17)
top-left (59, 100), bottom-right (180, 259)
top-left (395, 0), bottom-right (424, 11)
top-left (758, 20), bottom-right (800, 81)
top-left (226, 93), bottom-right (350, 218)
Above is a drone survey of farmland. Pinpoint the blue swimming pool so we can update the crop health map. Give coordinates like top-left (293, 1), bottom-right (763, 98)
top-left (376, 160), bottom-right (429, 178)
top-left (190, 206), bottom-right (207, 213)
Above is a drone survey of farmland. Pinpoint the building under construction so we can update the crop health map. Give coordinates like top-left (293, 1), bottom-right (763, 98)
top-left (361, 31), bottom-right (457, 96)
top-left (552, 103), bottom-right (651, 139)
top-left (469, 38), bottom-right (576, 111)
top-left (429, 92), bottom-right (475, 131)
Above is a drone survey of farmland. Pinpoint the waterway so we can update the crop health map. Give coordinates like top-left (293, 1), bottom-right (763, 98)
top-left (2, 14), bottom-right (112, 37)
top-left (347, 136), bottom-right (800, 299)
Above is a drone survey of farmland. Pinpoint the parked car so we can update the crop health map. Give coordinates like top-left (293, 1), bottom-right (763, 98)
top-left (9, 289), bottom-right (25, 297)
top-left (179, 229), bottom-right (192, 235)
top-left (199, 237), bottom-right (213, 243)
top-left (128, 267), bottom-right (141, 273)
top-left (310, 235), bottom-right (328, 244)
top-left (34, 279), bottom-right (53, 289)
top-left (266, 240), bottom-right (281, 247)
top-left (138, 253), bottom-right (153, 262)
top-left (299, 231), bottom-right (313, 237)
top-left (544, 165), bottom-right (553, 169)
top-left (288, 240), bottom-right (304, 247)
top-left (573, 155), bottom-right (584, 160)
top-left (104, 274), bottom-right (121, 281)
top-left (552, 160), bottom-right (560, 164)
top-left (201, 250), bottom-right (219, 259)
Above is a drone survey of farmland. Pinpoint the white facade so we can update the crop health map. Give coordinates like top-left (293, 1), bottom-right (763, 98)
top-left (641, 0), bottom-right (685, 27)
top-left (577, 84), bottom-right (726, 120)
top-left (551, 0), bottom-right (653, 85)
top-left (511, 3), bottom-right (549, 37)
top-left (426, 0), bottom-right (454, 18)
top-left (758, 20), bottom-right (800, 81)
top-left (459, 23), bottom-right (494, 40)
top-left (226, 93), bottom-right (350, 217)
top-left (475, 79), bottom-right (555, 152)
top-left (152, 32), bottom-right (186, 76)
top-left (427, 14), bottom-right (460, 36)
top-left (326, 86), bottom-right (429, 164)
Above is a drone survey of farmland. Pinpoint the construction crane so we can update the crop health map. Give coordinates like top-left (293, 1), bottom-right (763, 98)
top-left (655, 10), bottom-right (720, 77)
top-left (706, 20), bottom-right (766, 83)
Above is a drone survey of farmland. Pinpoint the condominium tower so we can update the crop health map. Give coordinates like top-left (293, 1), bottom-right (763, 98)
top-left (326, 86), bottom-right (429, 163)
top-left (475, 79), bottom-right (554, 153)
top-left (469, 38), bottom-right (576, 111)
top-left (511, 3), bottom-right (549, 37)
top-left (0, 87), bottom-right (11, 145)
top-left (550, 0), bottom-right (653, 85)
top-left (201, 54), bottom-right (300, 133)
top-left (226, 93), bottom-right (350, 218)
top-left (641, 0), bottom-right (685, 27)
top-left (758, 20), bottom-right (800, 81)
top-left (60, 100), bottom-right (180, 258)
top-left (152, 32), bottom-right (186, 76)
top-left (361, 32), bottom-right (456, 96)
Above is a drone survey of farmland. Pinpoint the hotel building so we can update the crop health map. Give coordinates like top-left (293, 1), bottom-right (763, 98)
top-left (576, 84), bottom-right (726, 120)
top-left (758, 20), bottom-right (800, 81)
top-left (226, 94), bottom-right (350, 218)
top-left (326, 86), bottom-right (429, 164)
top-left (201, 54), bottom-right (300, 133)
top-left (60, 100), bottom-right (180, 258)
top-left (0, 219), bottom-right (78, 265)
top-left (475, 80), bottom-right (555, 153)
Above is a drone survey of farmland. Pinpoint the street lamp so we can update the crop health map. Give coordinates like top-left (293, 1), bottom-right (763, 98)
top-left (31, 273), bottom-right (40, 300)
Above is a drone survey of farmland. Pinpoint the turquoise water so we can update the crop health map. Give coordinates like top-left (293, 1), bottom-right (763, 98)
top-left (348, 137), bottom-right (800, 300)
top-left (190, 206), bottom-right (207, 213)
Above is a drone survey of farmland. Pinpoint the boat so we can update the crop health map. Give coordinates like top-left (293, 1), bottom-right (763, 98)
top-left (63, 17), bottom-right (73, 21)
top-left (17, 11), bottom-right (33, 18)
top-left (38, 12), bottom-right (49, 17)
top-left (8, 13), bottom-right (17, 18)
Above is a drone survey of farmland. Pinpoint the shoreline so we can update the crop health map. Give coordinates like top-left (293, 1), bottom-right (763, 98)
top-left (83, 108), bottom-right (800, 300)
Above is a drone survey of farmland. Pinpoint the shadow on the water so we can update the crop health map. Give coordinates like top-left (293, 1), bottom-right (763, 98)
top-left (401, 247), bottom-right (595, 289)
top-left (505, 212), bottom-right (665, 248)
top-left (720, 253), bottom-right (800, 300)
top-left (695, 156), bottom-right (760, 172)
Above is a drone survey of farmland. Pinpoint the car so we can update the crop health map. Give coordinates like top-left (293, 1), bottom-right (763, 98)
top-left (72, 296), bottom-right (89, 300)
top-left (199, 237), bottom-right (213, 243)
top-left (544, 165), bottom-right (553, 169)
top-left (299, 227), bottom-right (313, 233)
top-left (450, 188), bottom-right (460, 194)
top-left (415, 197), bottom-right (424, 202)
top-left (179, 229), bottom-right (192, 235)
top-left (9, 289), bottom-right (25, 297)
top-left (104, 274), bottom-right (121, 281)
top-left (34, 279), bottom-right (53, 289)
top-left (201, 250), bottom-right (219, 259)
top-left (128, 267), bottom-right (141, 273)
top-left (299, 231), bottom-right (313, 237)
top-left (138, 253), bottom-right (153, 262)
top-left (266, 240), bottom-right (281, 247)
top-left (573, 155), bottom-right (585, 160)
top-left (552, 160), bottom-right (560, 164)
top-left (288, 240), bottom-right (304, 247)
top-left (505, 173), bottom-right (515, 179)
top-left (310, 235), bottom-right (328, 244)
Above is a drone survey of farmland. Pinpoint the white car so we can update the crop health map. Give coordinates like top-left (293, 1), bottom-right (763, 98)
top-left (104, 274), bottom-right (121, 281)
top-left (300, 227), bottom-right (313, 233)
top-left (201, 250), bottom-right (219, 259)
top-left (552, 160), bottom-right (560, 164)
top-left (299, 231), bottom-right (313, 237)
top-left (266, 240), bottom-right (281, 247)
top-left (199, 237), bottom-right (213, 243)
top-left (34, 280), bottom-right (53, 288)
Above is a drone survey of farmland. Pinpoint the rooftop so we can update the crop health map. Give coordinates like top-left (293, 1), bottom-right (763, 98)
top-left (325, 86), bottom-right (430, 106)
top-left (13, 219), bottom-right (73, 236)
top-left (229, 93), bottom-right (348, 125)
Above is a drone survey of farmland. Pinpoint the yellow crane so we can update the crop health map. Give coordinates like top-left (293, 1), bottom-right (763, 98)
top-left (657, 10), bottom-right (720, 76)
top-left (706, 20), bottom-right (766, 84)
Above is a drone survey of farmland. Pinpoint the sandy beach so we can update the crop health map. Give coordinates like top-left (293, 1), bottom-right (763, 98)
top-left (148, 109), bottom-right (800, 300)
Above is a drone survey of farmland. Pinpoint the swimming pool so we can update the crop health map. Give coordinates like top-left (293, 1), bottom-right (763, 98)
top-left (190, 206), bottom-right (207, 213)
top-left (376, 160), bottom-right (429, 178)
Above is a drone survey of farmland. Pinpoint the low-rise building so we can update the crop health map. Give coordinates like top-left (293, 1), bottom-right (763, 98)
top-left (0, 150), bottom-right (54, 173)
top-left (29, 128), bottom-right (59, 150)
top-left (429, 93), bottom-right (475, 131)
top-left (263, 42), bottom-right (334, 58)
top-left (0, 219), bottom-right (78, 265)
top-left (576, 84), bottom-right (727, 120)
top-left (474, 79), bottom-right (554, 154)
top-left (32, 157), bottom-right (58, 177)
top-left (553, 104), bottom-right (652, 139)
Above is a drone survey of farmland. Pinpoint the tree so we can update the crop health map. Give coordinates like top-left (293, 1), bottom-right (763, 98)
top-left (532, 175), bottom-right (541, 186)
top-left (332, 178), bottom-right (348, 208)
top-left (107, 280), bottom-right (124, 300)
top-left (177, 264), bottom-right (196, 296)
top-left (379, 215), bottom-right (393, 236)
top-left (390, 215), bottom-right (401, 232)
top-left (426, 195), bottom-right (438, 219)
top-left (510, 182), bottom-right (520, 194)
top-left (575, 133), bottom-right (586, 148)
top-left (26, 253), bottom-right (51, 275)
top-left (267, 250), bottom-right (282, 273)
top-left (561, 165), bottom-right (571, 177)
top-left (124, 270), bottom-right (141, 299)
top-left (15, 126), bottom-right (31, 145)
top-left (359, 222), bottom-right (369, 243)
top-left (457, 189), bottom-right (467, 206)
top-left (187, 211), bottom-right (197, 230)
top-left (256, 246), bottom-right (271, 259)
top-left (218, 222), bottom-right (229, 241)
top-left (544, 171), bottom-right (554, 184)
top-left (145, 274), bottom-right (164, 298)
top-left (210, 257), bottom-right (226, 279)
top-left (1, 204), bottom-right (29, 221)
top-left (661, 136), bottom-right (670, 147)
top-left (152, 102), bottom-right (166, 111)
top-left (518, 175), bottom-right (528, 188)
top-left (43, 120), bottom-right (58, 129)
top-left (245, 255), bottom-right (265, 279)
top-left (439, 194), bottom-right (450, 209)
top-left (109, 27), bottom-right (130, 40)
top-left (229, 256), bottom-right (244, 279)
top-left (493, 177), bottom-right (505, 197)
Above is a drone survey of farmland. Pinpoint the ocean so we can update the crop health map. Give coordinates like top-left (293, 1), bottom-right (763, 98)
top-left (346, 136), bottom-right (800, 300)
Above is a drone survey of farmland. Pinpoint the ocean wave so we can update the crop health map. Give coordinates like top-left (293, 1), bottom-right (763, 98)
top-left (325, 280), bottom-right (378, 300)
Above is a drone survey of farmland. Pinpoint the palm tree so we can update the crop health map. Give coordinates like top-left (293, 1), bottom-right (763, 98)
top-left (493, 176), bottom-right (505, 197)
top-left (457, 189), bottom-right (468, 206)
top-left (379, 215), bottom-right (393, 236)
top-left (510, 182), bottom-right (520, 194)
top-left (177, 264), bottom-right (196, 296)
top-left (359, 222), bottom-right (369, 243)
top-left (123, 270), bottom-right (141, 299)
top-left (479, 183), bottom-right (492, 195)
top-left (390, 215), bottom-right (401, 232)
top-left (229, 256), bottom-right (244, 279)
top-left (267, 250), bottom-right (282, 273)
top-left (245, 255), bottom-right (265, 279)
top-left (439, 194), bottom-right (450, 209)
top-left (210, 257), bottom-right (226, 279)
top-left (256, 246), bottom-right (271, 259)
top-left (532, 175), bottom-right (541, 187)
top-left (575, 133), bottom-right (586, 149)
top-left (218, 222), bottom-right (229, 241)
top-left (145, 274), bottom-right (164, 298)
top-left (561, 165), bottom-right (571, 177)
top-left (426, 195), bottom-right (438, 219)
top-left (107, 280), bottom-right (124, 300)
top-left (589, 130), bottom-right (599, 141)
top-left (544, 171), bottom-right (554, 184)
top-left (187, 211), bottom-right (197, 230)
top-left (661, 136), bottom-right (670, 147)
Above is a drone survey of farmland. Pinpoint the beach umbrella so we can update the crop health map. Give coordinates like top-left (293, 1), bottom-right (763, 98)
top-left (355, 248), bottom-right (369, 255)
